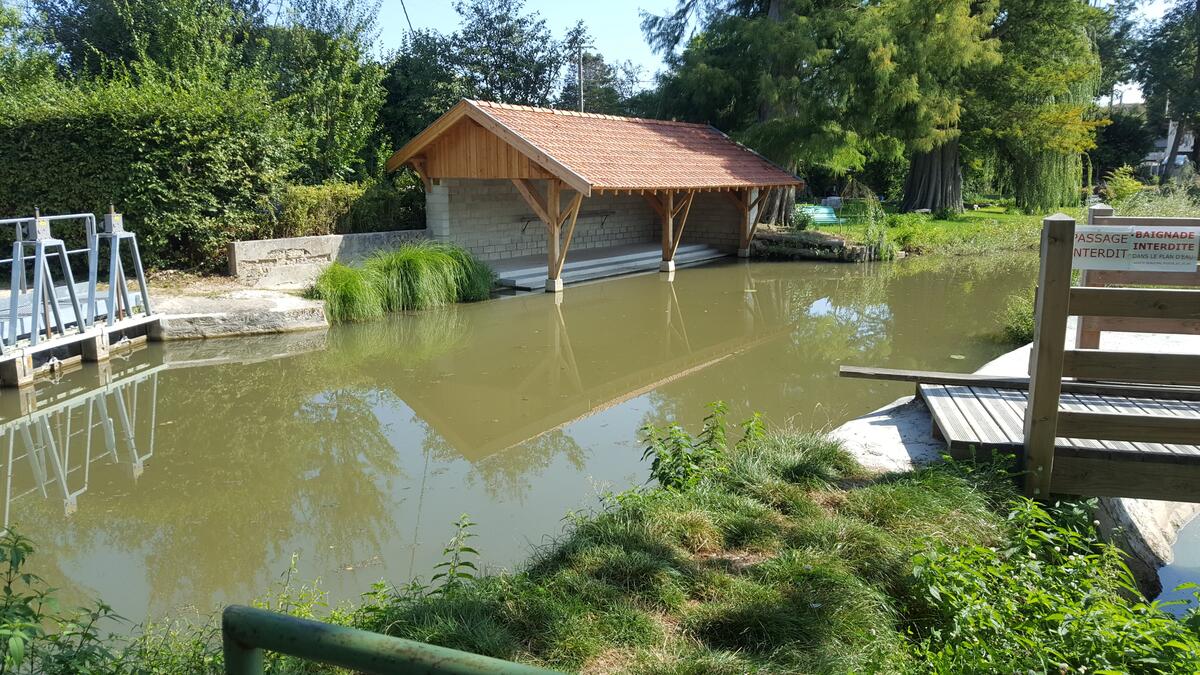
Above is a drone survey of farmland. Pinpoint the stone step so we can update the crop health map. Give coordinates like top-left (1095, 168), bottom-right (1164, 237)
top-left (499, 245), bottom-right (727, 291)
top-left (496, 244), bottom-right (687, 280)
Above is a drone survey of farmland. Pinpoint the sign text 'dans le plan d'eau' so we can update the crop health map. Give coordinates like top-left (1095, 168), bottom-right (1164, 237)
top-left (1072, 225), bottom-right (1200, 272)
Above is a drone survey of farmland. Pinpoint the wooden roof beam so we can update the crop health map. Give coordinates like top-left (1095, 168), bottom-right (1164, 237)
top-left (512, 179), bottom-right (552, 226)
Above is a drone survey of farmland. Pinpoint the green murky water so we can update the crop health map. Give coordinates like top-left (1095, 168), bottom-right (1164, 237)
top-left (0, 255), bottom-right (1036, 625)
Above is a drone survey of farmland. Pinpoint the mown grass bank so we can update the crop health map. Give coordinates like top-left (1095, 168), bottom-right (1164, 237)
top-left (312, 241), bottom-right (495, 323)
top-left (5, 406), bottom-right (1199, 673)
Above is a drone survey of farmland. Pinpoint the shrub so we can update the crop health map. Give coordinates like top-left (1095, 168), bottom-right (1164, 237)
top-left (0, 76), bottom-right (296, 271)
top-left (1104, 165), bottom-right (1145, 204)
top-left (313, 262), bottom-right (384, 323)
top-left (788, 207), bottom-right (814, 231)
top-left (443, 245), bottom-right (497, 303)
top-left (998, 289), bottom-right (1035, 345)
top-left (366, 243), bottom-right (462, 312)
top-left (273, 182), bottom-right (366, 238)
top-left (343, 173), bottom-right (426, 234)
top-left (1119, 189), bottom-right (1200, 218)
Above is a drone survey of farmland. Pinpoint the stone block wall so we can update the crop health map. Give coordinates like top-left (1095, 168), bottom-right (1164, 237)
top-left (228, 229), bottom-right (428, 289)
top-left (433, 178), bottom-right (661, 261)
top-left (679, 192), bottom-right (743, 251)
top-left (430, 179), bottom-right (745, 259)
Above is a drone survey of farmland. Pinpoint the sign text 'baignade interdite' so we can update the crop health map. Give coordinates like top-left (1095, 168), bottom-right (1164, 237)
top-left (1072, 225), bottom-right (1200, 272)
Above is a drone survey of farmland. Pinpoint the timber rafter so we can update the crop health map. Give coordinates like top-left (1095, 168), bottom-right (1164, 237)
top-left (511, 179), bottom-right (585, 284)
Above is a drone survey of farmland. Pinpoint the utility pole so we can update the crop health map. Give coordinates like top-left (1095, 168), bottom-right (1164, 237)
top-left (578, 43), bottom-right (584, 112)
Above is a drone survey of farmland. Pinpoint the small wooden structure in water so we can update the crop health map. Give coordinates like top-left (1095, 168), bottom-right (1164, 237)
top-left (843, 205), bottom-right (1200, 502)
top-left (386, 100), bottom-right (803, 292)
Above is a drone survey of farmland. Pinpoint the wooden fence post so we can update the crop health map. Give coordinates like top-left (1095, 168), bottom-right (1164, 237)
top-left (1023, 213), bottom-right (1076, 497)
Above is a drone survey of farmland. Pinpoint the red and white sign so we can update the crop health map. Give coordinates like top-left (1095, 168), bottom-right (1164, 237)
top-left (1073, 225), bottom-right (1200, 271)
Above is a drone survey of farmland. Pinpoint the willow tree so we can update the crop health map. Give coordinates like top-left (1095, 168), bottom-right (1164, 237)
top-left (978, 0), bottom-right (1104, 213)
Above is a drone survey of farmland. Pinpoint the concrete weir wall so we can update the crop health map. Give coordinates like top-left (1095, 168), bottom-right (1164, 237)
top-left (427, 178), bottom-right (743, 261)
top-left (228, 230), bottom-right (428, 289)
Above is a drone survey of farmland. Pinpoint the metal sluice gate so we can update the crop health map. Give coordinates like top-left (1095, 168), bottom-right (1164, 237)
top-left (0, 207), bottom-right (156, 385)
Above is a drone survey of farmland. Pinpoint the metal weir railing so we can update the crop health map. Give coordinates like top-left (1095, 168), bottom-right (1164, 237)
top-left (222, 605), bottom-right (559, 675)
top-left (0, 360), bottom-right (160, 526)
top-left (0, 208), bottom-right (153, 353)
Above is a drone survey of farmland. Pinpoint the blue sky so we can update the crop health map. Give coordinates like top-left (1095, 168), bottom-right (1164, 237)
top-left (376, 0), bottom-right (678, 78)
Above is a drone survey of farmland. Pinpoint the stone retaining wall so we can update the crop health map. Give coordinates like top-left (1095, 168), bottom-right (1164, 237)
top-left (228, 230), bottom-right (428, 289)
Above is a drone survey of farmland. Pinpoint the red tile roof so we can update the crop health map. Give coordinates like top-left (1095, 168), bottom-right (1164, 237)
top-left (389, 99), bottom-right (802, 193)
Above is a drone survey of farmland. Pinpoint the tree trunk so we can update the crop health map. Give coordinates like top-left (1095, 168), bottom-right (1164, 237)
top-left (901, 139), bottom-right (963, 213)
top-left (1162, 120), bottom-right (1184, 182)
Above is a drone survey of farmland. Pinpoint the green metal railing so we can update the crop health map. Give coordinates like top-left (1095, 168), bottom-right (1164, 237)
top-left (222, 605), bottom-right (560, 675)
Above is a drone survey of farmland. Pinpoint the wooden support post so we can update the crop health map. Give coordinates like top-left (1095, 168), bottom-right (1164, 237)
top-left (660, 191), bottom-right (675, 272)
top-left (747, 187), bottom-right (773, 246)
top-left (667, 190), bottom-right (696, 262)
top-left (512, 179), bottom-right (551, 225)
top-left (737, 188), bottom-right (753, 257)
top-left (545, 180), bottom-right (562, 293)
top-left (1022, 214), bottom-right (1076, 498)
top-left (552, 193), bottom-right (584, 280)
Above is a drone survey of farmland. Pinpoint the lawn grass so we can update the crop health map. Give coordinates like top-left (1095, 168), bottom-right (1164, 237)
top-left (813, 206), bottom-right (1070, 257)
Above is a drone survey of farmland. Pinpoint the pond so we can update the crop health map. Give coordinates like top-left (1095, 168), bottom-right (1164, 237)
top-left (1161, 517), bottom-right (1200, 614)
top-left (1, 255), bottom-right (1036, 626)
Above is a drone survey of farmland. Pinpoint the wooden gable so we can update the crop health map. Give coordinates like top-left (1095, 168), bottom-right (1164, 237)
top-left (422, 118), bottom-right (553, 181)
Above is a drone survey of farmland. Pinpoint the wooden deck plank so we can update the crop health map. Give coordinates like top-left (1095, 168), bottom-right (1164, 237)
top-left (1092, 395), bottom-right (1176, 455)
top-left (1111, 397), bottom-right (1190, 455)
top-left (1048, 393), bottom-right (1106, 451)
top-left (969, 387), bottom-right (1025, 443)
top-left (919, 384), bottom-right (979, 450)
top-left (943, 385), bottom-right (1011, 445)
top-left (1133, 396), bottom-right (1200, 456)
top-left (1068, 393), bottom-right (1155, 454)
top-left (922, 384), bottom-right (1200, 478)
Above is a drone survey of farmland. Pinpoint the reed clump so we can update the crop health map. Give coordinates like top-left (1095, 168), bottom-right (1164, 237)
top-left (313, 242), bottom-right (495, 322)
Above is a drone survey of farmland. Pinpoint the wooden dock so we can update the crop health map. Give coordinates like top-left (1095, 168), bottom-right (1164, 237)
top-left (919, 383), bottom-right (1200, 501)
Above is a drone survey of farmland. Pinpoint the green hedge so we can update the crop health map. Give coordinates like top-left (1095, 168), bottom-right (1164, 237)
top-left (0, 78), bottom-right (296, 271)
top-left (270, 177), bottom-right (424, 239)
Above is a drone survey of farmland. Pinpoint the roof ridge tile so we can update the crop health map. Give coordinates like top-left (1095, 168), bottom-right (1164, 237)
top-left (467, 99), bottom-right (711, 129)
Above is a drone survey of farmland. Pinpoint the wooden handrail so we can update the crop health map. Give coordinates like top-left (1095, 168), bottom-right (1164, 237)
top-left (837, 365), bottom-right (1200, 400)
top-left (1062, 349), bottom-right (1200, 385)
top-left (1057, 411), bottom-right (1200, 445)
top-left (1069, 287), bottom-right (1200, 320)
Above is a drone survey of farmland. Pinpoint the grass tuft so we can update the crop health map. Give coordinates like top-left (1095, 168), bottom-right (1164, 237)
top-left (312, 262), bottom-right (384, 323)
top-left (314, 242), bottom-right (495, 321)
